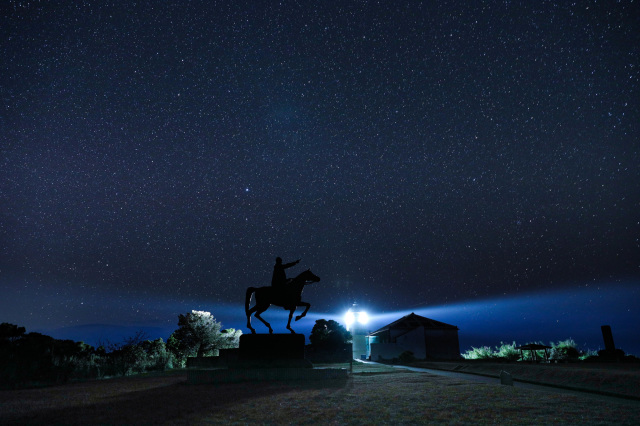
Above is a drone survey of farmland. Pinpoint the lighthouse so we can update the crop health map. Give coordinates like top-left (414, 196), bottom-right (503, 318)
top-left (343, 303), bottom-right (369, 360)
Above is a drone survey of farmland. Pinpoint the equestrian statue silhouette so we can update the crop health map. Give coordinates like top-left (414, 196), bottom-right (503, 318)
top-left (245, 269), bottom-right (320, 334)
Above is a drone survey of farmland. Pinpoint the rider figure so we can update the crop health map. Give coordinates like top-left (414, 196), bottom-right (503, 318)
top-left (271, 257), bottom-right (300, 290)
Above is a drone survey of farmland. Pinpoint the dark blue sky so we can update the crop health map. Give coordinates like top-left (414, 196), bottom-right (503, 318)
top-left (1, 1), bottom-right (638, 353)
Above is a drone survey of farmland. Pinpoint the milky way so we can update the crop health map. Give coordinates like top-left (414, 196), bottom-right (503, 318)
top-left (1, 1), bottom-right (638, 350)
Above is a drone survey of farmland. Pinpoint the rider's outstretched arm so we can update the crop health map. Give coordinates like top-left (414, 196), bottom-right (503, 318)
top-left (283, 259), bottom-right (300, 269)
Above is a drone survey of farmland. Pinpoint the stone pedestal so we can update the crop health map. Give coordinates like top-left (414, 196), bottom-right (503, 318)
top-left (239, 334), bottom-right (305, 360)
top-left (235, 334), bottom-right (310, 368)
top-left (186, 333), bottom-right (349, 383)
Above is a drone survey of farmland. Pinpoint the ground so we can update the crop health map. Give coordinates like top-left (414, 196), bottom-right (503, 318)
top-left (0, 361), bottom-right (638, 424)
top-left (410, 360), bottom-right (640, 399)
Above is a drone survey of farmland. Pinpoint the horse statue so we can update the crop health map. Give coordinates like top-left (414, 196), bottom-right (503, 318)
top-left (245, 269), bottom-right (320, 334)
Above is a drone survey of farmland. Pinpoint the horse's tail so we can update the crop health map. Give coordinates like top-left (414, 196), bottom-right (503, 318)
top-left (245, 287), bottom-right (256, 313)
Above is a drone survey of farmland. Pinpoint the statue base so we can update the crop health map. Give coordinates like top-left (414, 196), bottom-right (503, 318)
top-left (186, 333), bottom-right (349, 383)
top-left (238, 333), bottom-right (305, 360)
top-left (233, 333), bottom-right (310, 368)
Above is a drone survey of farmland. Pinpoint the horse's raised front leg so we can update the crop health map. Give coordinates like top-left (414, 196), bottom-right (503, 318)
top-left (254, 306), bottom-right (273, 334)
top-left (295, 302), bottom-right (310, 321)
top-left (286, 308), bottom-right (297, 334)
top-left (246, 306), bottom-right (257, 334)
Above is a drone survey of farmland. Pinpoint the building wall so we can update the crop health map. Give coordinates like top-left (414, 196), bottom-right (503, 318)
top-left (369, 327), bottom-right (426, 360)
top-left (368, 326), bottom-right (461, 360)
top-left (369, 342), bottom-right (404, 361)
top-left (424, 329), bottom-right (460, 359)
top-left (396, 326), bottom-right (427, 358)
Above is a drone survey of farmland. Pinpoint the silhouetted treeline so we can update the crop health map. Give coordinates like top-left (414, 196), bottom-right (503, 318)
top-left (0, 323), bottom-right (174, 389)
top-left (1, 313), bottom-right (241, 389)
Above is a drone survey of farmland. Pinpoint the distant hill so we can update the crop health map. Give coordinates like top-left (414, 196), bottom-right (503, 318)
top-left (36, 324), bottom-right (176, 348)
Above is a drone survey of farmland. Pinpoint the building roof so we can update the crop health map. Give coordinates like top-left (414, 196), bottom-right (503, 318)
top-left (368, 313), bottom-right (458, 336)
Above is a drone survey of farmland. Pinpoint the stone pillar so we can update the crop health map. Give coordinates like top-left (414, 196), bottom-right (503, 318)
top-left (601, 325), bottom-right (616, 352)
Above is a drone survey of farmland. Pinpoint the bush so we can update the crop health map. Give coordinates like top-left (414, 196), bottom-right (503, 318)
top-left (462, 339), bottom-right (596, 362)
top-left (138, 338), bottom-right (173, 371)
top-left (579, 349), bottom-right (598, 361)
top-left (377, 351), bottom-right (418, 365)
top-left (398, 351), bottom-right (417, 364)
top-left (494, 342), bottom-right (520, 361)
top-left (462, 346), bottom-right (495, 360)
top-left (549, 339), bottom-right (580, 361)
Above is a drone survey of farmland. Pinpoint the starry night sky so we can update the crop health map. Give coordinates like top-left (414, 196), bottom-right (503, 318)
top-left (2, 1), bottom-right (639, 352)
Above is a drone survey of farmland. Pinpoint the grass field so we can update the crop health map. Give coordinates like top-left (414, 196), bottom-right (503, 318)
top-left (0, 362), bottom-right (638, 425)
top-left (411, 360), bottom-right (640, 399)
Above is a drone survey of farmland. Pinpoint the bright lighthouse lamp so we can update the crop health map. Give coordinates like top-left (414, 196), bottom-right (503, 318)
top-left (344, 310), bottom-right (355, 329)
top-left (344, 309), bottom-right (368, 331)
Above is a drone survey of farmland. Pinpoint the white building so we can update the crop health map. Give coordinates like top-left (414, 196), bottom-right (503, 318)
top-left (367, 313), bottom-right (461, 360)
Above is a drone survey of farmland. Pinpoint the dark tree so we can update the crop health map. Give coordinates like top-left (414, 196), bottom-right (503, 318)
top-left (138, 338), bottom-right (172, 370)
top-left (169, 311), bottom-right (241, 362)
top-left (310, 319), bottom-right (352, 349)
top-left (0, 323), bottom-right (26, 342)
top-left (104, 330), bottom-right (149, 376)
